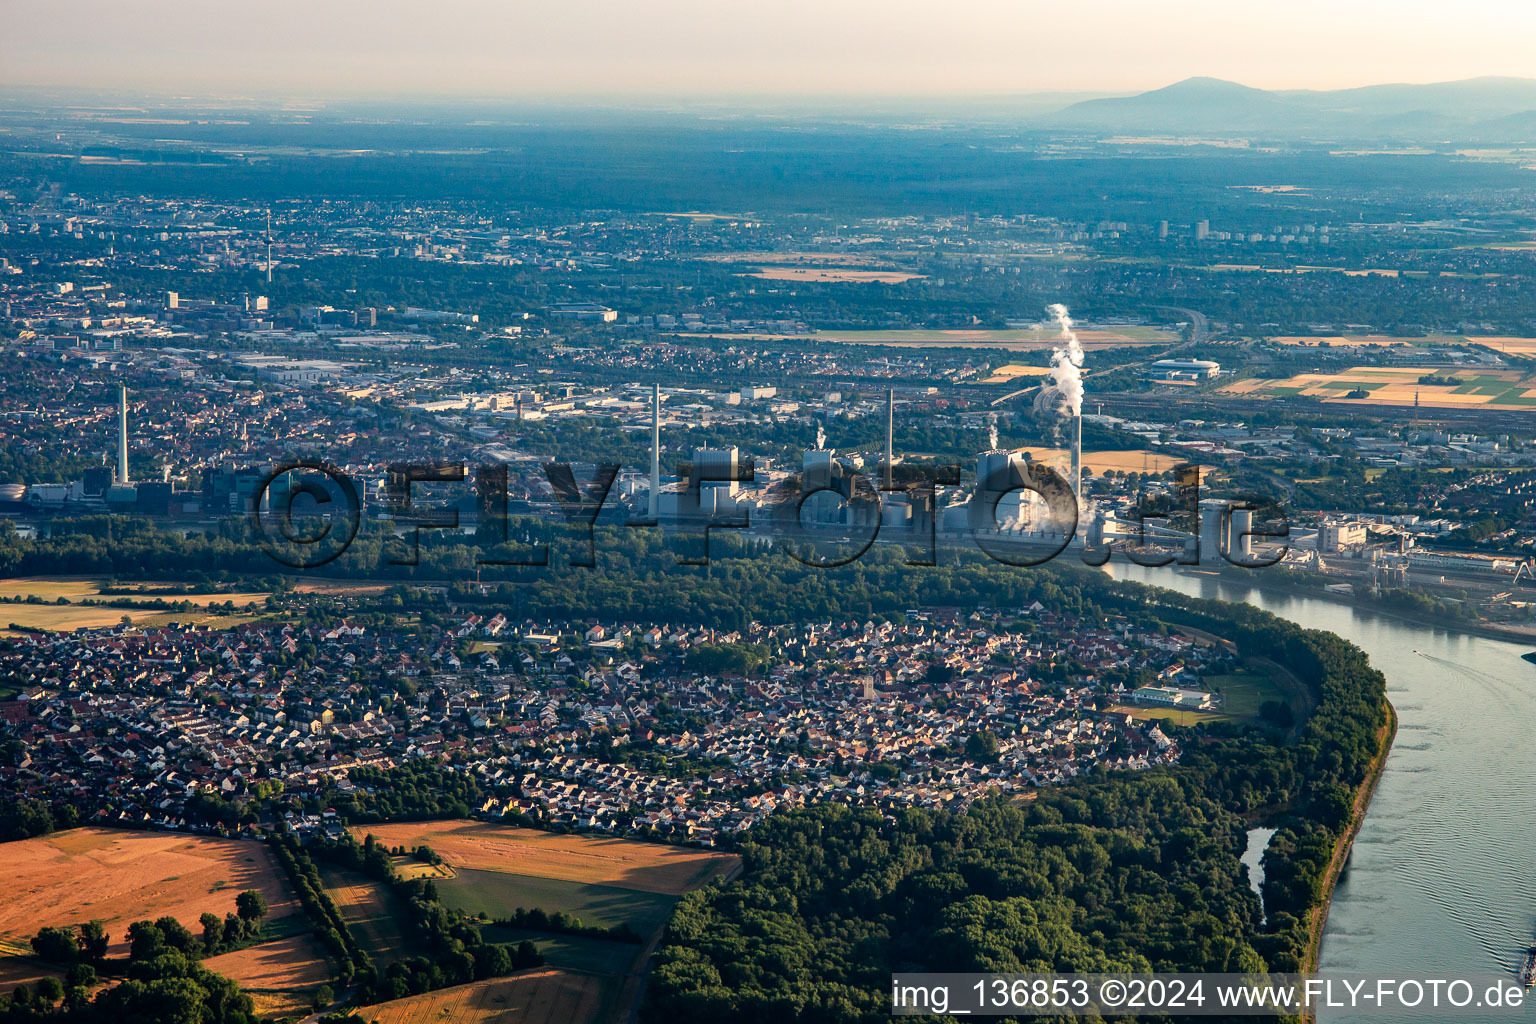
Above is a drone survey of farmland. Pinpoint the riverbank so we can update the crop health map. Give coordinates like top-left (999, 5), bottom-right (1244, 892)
top-left (1303, 698), bottom-right (1398, 974)
top-left (1172, 566), bottom-right (1536, 647)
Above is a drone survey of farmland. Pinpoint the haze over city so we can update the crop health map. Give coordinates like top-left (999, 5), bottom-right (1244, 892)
top-left (1, 3), bottom-right (1535, 1023)
top-left (5, 0), bottom-right (1536, 98)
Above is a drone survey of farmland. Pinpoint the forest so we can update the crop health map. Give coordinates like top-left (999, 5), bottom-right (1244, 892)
top-left (642, 572), bottom-right (1391, 1023)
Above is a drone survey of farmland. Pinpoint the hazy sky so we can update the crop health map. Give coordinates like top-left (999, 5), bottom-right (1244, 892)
top-left (4, 0), bottom-right (1535, 99)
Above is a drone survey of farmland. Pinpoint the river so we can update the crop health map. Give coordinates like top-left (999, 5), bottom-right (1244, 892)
top-left (1104, 565), bottom-right (1536, 1021)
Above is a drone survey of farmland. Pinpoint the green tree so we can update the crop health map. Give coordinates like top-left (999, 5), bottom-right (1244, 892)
top-left (235, 889), bottom-right (269, 924)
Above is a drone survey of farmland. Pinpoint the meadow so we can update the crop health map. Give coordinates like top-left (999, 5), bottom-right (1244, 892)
top-left (438, 868), bottom-right (679, 935)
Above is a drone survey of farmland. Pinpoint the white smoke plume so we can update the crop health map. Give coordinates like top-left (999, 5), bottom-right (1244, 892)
top-left (1034, 303), bottom-right (1085, 421)
top-left (987, 416), bottom-right (999, 451)
top-left (815, 422), bottom-right (827, 450)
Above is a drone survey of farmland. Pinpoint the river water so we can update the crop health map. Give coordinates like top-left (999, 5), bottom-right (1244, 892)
top-left (1104, 565), bottom-right (1536, 1021)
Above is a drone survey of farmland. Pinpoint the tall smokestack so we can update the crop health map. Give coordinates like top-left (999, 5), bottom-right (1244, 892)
top-left (1071, 412), bottom-right (1082, 515)
top-left (649, 383), bottom-right (661, 519)
top-left (885, 388), bottom-right (894, 489)
top-left (266, 209), bottom-right (273, 284)
top-left (116, 384), bottom-right (129, 485)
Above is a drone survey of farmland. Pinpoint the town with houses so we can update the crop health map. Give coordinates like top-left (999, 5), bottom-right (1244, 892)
top-left (0, 606), bottom-right (1204, 847)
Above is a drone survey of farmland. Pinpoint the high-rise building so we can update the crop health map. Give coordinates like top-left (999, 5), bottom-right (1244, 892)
top-left (165, 291), bottom-right (179, 309)
top-left (1195, 220), bottom-right (1210, 240)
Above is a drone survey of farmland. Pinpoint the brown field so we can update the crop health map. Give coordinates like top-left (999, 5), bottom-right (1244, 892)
top-left (818, 327), bottom-right (1170, 349)
top-left (247, 989), bottom-right (321, 1019)
top-left (322, 868), bottom-right (413, 964)
top-left (745, 266), bottom-right (925, 283)
top-left (1219, 366), bottom-right (1536, 411)
top-left (1016, 447), bottom-right (1187, 475)
top-left (203, 934), bottom-right (330, 990)
top-left (365, 970), bottom-right (612, 1024)
top-left (0, 955), bottom-right (66, 991)
top-left (0, 577), bottom-right (271, 606)
top-left (980, 364), bottom-right (1053, 384)
top-left (0, 577), bottom-right (268, 633)
top-left (1472, 336), bottom-right (1536, 355)
top-left (1269, 334), bottom-right (1461, 347)
top-left (351, 821), bottom-right (738, 895)
top-left (0, 828), bottom-right (297, 954)
top-left (695, 250), bottom-right (888, 265)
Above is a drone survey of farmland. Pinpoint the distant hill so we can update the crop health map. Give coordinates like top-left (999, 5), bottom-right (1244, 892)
top-left (1042, 76), bottom-right (1536, 141)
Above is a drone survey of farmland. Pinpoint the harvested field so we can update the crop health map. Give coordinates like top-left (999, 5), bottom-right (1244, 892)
top-left (817, 327), bottom-right (1171, 349)
top-left (321, 868), bottom-right (413, 964)
top-left (0, 577), bottom-right (270, 606)
top-left (352, 821), bottom-right (738, 896)
top-left (1218, 366), bottom-right (1536, 410)
top-left (1015, 447), bottom-right (1187, 475)
top-left (980, 364), bottom-right (1052, 384)
top-left (1269, 334), bottom-right (1468, 347)
top-left (0, 577), bottom-right (266, 633)
top-left (203, 934), bottom-right (330, 990)
top-left (0, 828), bottom-right (297, 954)
top-left (1472, 337), bottom-right (1536, 356)
top-left (0, 955), bottom-right (66, 992)
top-left (364, 970), bottom-right (612, 1024)
top-left (745, 266), bottom-right (924, 283)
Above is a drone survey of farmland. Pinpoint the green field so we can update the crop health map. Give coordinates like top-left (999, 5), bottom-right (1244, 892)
top-left (1202, 669), bottom-right (1297, 718)
top-left (482, 927), bottom-right (640, 974)
top-left (1116, 664), bottom-right (1309, 727)
top-left (437, 868), bottom-right (679, 935)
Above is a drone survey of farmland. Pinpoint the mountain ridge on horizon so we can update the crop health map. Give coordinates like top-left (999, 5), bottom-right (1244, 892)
top-left (1044, 74), bottom-right (1536, 141)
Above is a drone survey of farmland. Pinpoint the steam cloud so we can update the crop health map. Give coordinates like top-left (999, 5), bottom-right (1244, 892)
top-left (815, 422), bottom-right (827, 450)
top-left (987, 416), bottom-right (999, 451)
top-left (1034, 303), bottom-right (1085, 422)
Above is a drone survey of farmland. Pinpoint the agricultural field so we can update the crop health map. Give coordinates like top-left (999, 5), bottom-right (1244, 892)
top-left (0, 953), bottom-right (66, 992)
top-left (481, 928), bottom-right (638, 975)
top-left (1015, 447), bottom-right (1188, 475)
top-left (0, 576), bottom-right (269, 633)
top-left (202, 933), bottom-right (330, 993)
top-left (0, 828), bottom-right (297, 954)
top-left (1470, 336), bottom-right (1536, 357)
top-left (744, 265), bottom-right (925, 283)
top-left (979, 363), bottom-right (1052, 384)
top-left (352, 821), bottom-right (738, 896)
top-left (321, 867), bottom-right (414, 965)
top-left (1218, 366), bottom-right (1536, 410)
top-left (1268, 334), bottom-right (1469, 347)
top-left (364, 969), bottom-right (614, 1024)
top-left (438, 868), bottom-right (679, 935)
top-left (816, 327), bottom-right (1174, 349)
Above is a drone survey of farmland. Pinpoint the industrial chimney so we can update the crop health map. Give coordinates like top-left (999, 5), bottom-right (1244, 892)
top-left (116, 384), bottom-right (130, 485)
top-left (1070, 411), bottom-right (1082, 513)
top-left (885, 388), bottom-right (894, 489)
top-left (649, 383), bottom-right (661, 519)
